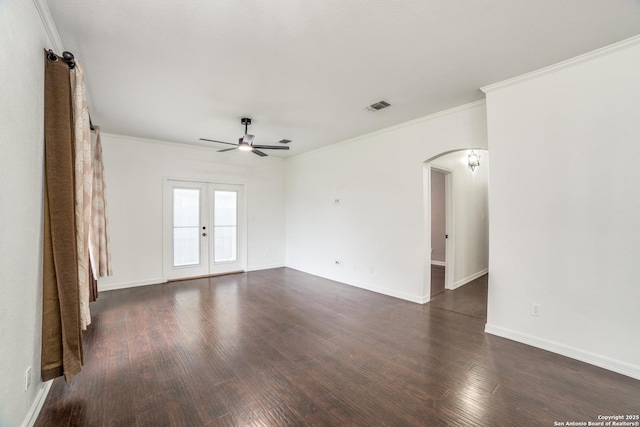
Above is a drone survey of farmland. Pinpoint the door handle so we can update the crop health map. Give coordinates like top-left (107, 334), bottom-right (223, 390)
top-left (202, 232), bottom-right (207, 237)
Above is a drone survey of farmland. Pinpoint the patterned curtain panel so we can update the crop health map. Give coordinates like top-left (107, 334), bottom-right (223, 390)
top-left (88, 126), bottom-right (113, 281)
top-left (71, 61), bottom-right (93, 330)
top-left (42, 50), bottom-right (83, 381)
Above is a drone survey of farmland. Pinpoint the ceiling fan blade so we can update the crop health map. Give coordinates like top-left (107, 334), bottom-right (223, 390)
top-left (200, 138), bottom-right (237, 146)
top-left (252, 149), bottom-right (268, 157)
top-left (252, 145), bottom-right (290, 150)
top-left (218, 147), bottom-right (237, 152)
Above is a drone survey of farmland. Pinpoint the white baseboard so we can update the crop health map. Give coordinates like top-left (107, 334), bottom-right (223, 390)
top-left (21, 380), bottom-right (52, 427)
top-left (246, 264), bottom-right (286, 272)
top-left (98, 277), bottom-right (165, 292)
top-left (431, 260), bottom-right (446, 267)
top-left (286, 265), bottom-right (426, 304)
top-left (484, 323), bottom-right (640, 380)
top-left (97, 266), bottom-right (289, 291)
top-left (98, 265), bottom-right (290, 291)
top-left (450, 268), bottom-right (488, 290)
top-left (339, 279), bottom-right (427, 304)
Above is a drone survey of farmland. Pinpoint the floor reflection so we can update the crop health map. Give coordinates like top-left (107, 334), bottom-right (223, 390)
top-left (428, 273), bottom-right (488, 319)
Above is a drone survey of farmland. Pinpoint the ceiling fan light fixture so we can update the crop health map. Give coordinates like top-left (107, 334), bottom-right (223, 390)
top-left (238, 142), bottom-right (252, 151)
top-left (200, 118), bottom-right (290, 157)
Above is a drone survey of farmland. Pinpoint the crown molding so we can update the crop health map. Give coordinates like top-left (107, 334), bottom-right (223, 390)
top-left (32, 0), bottom-right (64, 53)
top-left (101, 132), bottom-right (285, 163)
top-left (103, 132), bottom-right (229, 152)
top-left (481, 35), bottom-right (640, 94)
top-left (102, 132), bottom-right (233, 152)
top-left (288, 99), bottom-right (486, 161)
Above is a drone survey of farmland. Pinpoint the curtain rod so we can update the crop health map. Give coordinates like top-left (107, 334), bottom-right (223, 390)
top-left (46, 49), bottom-right (95, 131)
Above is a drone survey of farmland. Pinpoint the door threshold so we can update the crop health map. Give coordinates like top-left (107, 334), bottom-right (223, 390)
top-left (167, 270), bottom-right (245, 282)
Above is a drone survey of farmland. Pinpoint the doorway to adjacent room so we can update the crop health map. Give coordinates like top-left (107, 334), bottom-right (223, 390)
top-left (430, 167), bottom-right (449, 297)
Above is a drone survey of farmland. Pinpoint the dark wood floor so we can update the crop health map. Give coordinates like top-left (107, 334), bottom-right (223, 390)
top-left (429, 273), bottom-right (487, 319)
top-left (36, 268), bottom-right (639, 426)
top-left (430, 265), bottom-right (445, 297)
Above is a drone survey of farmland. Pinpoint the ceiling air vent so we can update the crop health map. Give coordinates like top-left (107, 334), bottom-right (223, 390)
top-left (366, 100), bottom-right (391, 112)
top-left (279, 139), bottom-right (291, 144)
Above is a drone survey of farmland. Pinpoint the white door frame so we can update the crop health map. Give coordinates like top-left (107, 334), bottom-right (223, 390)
top-left (163, 178), bottom-right (248, 281)
top-left (423, 163), bottom-right (455, 301)
top-left (430, 165), bottom-right (455, 290)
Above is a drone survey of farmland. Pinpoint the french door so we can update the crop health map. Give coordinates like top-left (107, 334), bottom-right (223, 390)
top-left (164, 180), bottom-right (246, 280)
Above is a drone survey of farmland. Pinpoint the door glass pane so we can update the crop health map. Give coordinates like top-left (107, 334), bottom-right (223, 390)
top-left (214, 191), bottom-right (237, 262)
top-left (173, 188), bottom-right (200, 266)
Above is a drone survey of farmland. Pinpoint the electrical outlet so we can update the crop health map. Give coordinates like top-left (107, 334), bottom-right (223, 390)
top-left (531, 303), bottom-right (541, 317)
top-left (25, 367), bottom-right (32, 391)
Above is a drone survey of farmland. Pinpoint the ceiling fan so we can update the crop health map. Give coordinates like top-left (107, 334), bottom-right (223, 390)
top-left (199, 118), bottom-right (290, 157)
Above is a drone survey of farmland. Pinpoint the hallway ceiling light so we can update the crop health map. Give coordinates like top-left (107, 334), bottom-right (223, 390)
top-left (468, 150), bottom-right (480, 172)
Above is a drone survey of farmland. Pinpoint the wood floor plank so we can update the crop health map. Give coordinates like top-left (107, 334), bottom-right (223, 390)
top-left (35, 268), bottom-right (640, 426)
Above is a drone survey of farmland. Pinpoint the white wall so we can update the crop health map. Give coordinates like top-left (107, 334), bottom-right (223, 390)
top-left (484, 37), bottom-right (640, 379)
top-left (285, 102), bottom-right (488, 303)
top-left (430, 150), bottom-right (489, 288)
top-left (0, 1), bottom-right (56, 426)
top-left (98, 134), bottom-right (286, 290)
top-left (430, 169), bottom-right (446, 264)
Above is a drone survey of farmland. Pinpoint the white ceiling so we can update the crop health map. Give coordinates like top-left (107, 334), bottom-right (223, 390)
top-left (46, 0), bottom-right (640, 158)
